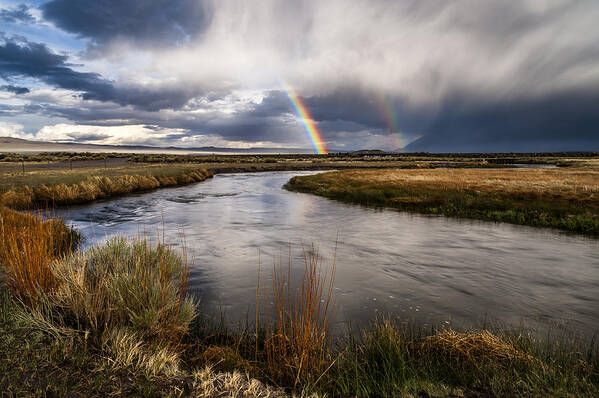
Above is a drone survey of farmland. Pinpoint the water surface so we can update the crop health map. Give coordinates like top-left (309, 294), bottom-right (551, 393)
top-left (58, 171), bottom-right (599, 336)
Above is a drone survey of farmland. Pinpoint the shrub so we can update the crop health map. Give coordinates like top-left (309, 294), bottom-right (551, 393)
top-left (13, 236), bottom-right (196, 377)
top-left (33, 237), bottom-right (196, 344)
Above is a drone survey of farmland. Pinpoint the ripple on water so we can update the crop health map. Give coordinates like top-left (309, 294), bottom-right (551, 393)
top-left (57, 171), bottom-right (599, 338)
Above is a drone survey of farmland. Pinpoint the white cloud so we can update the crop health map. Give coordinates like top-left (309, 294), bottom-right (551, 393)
top-left (33, 123), bottom-right (289, 148)
top-left (35, 124), bottom-right (184, 146)
top-left (0, 121), bottom-right (35, 140)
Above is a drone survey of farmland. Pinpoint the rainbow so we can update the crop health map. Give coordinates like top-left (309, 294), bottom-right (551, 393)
top-left (281, 83), bottom-right (328, 154)
top-left (377, 94), bottom-right (403, 151)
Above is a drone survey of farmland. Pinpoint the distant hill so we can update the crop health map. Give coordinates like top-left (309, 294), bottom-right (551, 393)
top-left (349, 149), bottom-right (390, 155)
top-left (0, 137), bottom-right (313, 154)
top-left (403, 134), bottom-right (599, 153)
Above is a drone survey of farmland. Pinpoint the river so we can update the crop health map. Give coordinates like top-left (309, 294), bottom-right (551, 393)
top-left (57, 171), bottom-right (599, 337)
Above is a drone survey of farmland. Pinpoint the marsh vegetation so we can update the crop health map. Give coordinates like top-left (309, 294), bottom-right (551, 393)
top-left (0, 210), bottom-right (597, 397)
top-left (0, 166), bottom-right (213, 209)
top-left (1, 151), bottom-right (597, 213)
top-left (285, 167), bottom-right (599, 235)
top-left (1, 153), bottom-right (598, 395)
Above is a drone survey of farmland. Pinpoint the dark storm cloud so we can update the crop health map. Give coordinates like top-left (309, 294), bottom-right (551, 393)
top-left (41, 0), bottom-right (212, 48)
top-left (0, 4), bottom-right (35, 24)
top-left (6, 1), bottom-right (599, 151)
top-left (259, 86), bottom-right (599, 152)
top-left (63, 132), bottom-right (110, 142)
top-left (1, 84), bottom-right (30, 94)
top-left (304, 89), bottom-right (388, 129)
top-left (404, 87), bottom-right (599, 152)
top-left (0, 37), bottom-right (200, 110)
top-left (0, 37), bottom-right (116, 98)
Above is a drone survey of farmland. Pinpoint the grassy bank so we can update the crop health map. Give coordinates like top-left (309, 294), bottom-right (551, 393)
top-left (2, 152), bottom-right (597, 210)
top-left (0, 209), bottom-right (284, 396)
top-left (0, 157), bottom-right (505, 210)
top-left (1, 211), bottom-right (597, 396)
top-left (285, 168), bottom-right (599, 236)
top-left (0, 167), bottom-right (213, 209)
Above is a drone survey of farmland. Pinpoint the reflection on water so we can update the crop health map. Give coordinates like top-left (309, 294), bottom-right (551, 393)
top-left (58, 171), bottom-right (599, 336)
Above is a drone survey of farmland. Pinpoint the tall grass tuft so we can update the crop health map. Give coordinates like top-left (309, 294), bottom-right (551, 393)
top-left (14, 236), bottom-right (196, 376)
top-left (263, 245), bottom-right (336, 390)
top-left (0, 207), bottom-right (79, 305)
top-left (32, 237), bottom-right (195, 343)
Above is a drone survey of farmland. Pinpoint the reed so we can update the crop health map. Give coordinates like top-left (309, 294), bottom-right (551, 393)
top-left (262, 245), bottom-right (336, 390)
top-left (0, 207), bottom-right (79, 304)
top-left (328, 320), bottom-right (599, 397)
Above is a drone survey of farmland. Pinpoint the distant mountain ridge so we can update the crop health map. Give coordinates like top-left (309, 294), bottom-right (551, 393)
top-left (403, 134), bottom-right (599, 153)
top-left (0, 137), bottom-right (314, 154)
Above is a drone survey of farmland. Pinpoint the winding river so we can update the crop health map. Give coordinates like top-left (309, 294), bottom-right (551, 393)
top-left (57, 171), bottom-right (599, 337)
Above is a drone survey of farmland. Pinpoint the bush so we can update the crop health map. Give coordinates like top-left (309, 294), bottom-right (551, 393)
top-left (32, 237), bottom-right (196, 344)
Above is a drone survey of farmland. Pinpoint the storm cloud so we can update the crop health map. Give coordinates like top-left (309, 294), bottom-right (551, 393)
top-left (1, 84), bottom-right (29, 94)
top-left (0, 37), bottom-right (204, 111)
top-left (42, 0), bottom-right (212, 48)
top-left (1, 0), bottom-right (598, 151)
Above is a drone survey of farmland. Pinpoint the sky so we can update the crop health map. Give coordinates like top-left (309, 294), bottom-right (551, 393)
top-left (0, 0), bottom-right (598, 152)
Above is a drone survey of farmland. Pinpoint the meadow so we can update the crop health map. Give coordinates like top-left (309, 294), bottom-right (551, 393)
top-left (0, 162), bottom-right (213, 209)
top-left (0, 153), bottom-right (504, 210)
top-left (1, 152), bottom-right (598, 395)
top-left (285, 167), bottom-right (599, 235)
top-left (2, 151), bottom-right (597, 212)
top-left (0, 208), bottom-right (597, 397)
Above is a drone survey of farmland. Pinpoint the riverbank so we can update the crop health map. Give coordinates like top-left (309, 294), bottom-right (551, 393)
top-left (0, 166), bottom-right (213, 209)
top-left (285, 168), bottom-right (599, 236)
top-left (2, 151), bottom-right (598, 211)
top-left (0, 158), bottom-right (503, 210)
top-left (0, 210), bottom-right (597, 397)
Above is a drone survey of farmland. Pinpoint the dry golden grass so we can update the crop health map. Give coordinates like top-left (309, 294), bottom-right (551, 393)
top-left (421, 330), bottom-right (529, 368)
top-left (319, 168), bottom-right (599, 203)
top-left (286, 167), bottom-right (599, 234)
top-left (191, 367), bottom-right (291, 398)
top-left (0, 207), bottom-right (78, 304)
top-left (101, 328), bottom-right (182, 377)
top-left (0, 168), bottom-right (213, 209)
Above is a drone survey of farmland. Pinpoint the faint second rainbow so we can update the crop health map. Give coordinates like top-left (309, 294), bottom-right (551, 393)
top-left (281, 82), bottom-right (328, 154)
top-left (376, 94), bottom-right (403, 151)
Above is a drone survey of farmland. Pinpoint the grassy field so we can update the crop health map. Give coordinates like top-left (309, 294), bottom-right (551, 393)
top-left (0, 155), bottom-right (504, 210)
top-left (0, 209), bottom-right (597, 397)
top-left (1, 151), bottom-right (597, 210)
top-left (0, 163), bottom-right (213, 209)
top-left (285, 167), bottom-right (599, 235)
top-left (0, 157), bottom-right (504, 189)
top-left (0, 162), bottom-right (215, 192)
